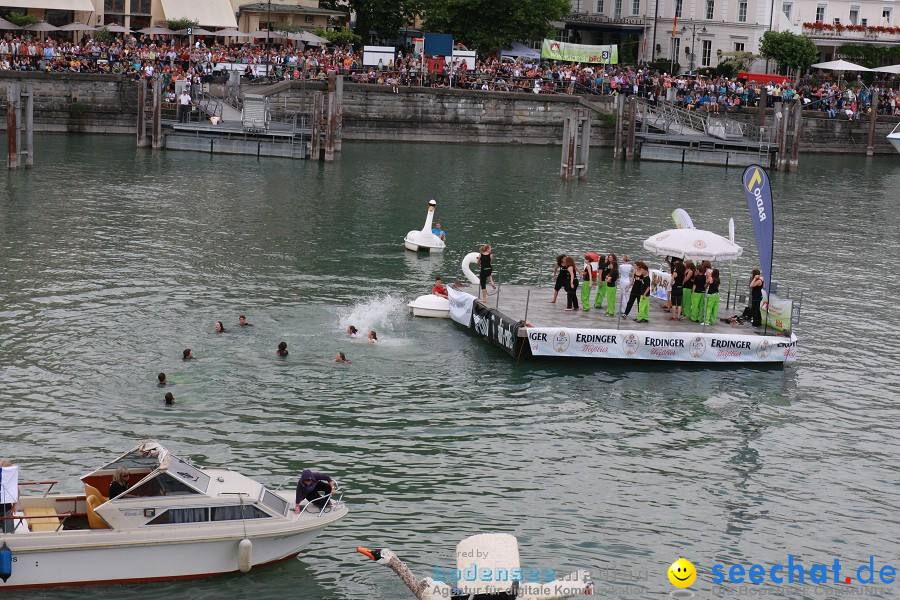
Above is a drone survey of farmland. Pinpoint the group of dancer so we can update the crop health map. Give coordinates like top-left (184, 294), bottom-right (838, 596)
top-left (550, 253), bottom-right (764, 326)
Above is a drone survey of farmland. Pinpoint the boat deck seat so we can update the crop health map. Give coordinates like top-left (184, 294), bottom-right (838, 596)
top-left (86, 495), bottom-right (110, 530)
top-left (24, 506), bottom-right (60, 532)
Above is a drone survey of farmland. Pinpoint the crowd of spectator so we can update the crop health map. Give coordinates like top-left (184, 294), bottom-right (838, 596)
top-left (1, 30), bottom-right (898, 118)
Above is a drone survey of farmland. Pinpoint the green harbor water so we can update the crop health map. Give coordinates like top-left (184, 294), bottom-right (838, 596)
top-left (1, 136), bottom-right (898, 599)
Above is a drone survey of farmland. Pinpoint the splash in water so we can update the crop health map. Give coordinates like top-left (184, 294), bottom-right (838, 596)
top-left (338, 294), bottom-right (407, 335)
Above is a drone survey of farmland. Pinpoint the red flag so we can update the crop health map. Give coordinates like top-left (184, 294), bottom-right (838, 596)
top-left (672, 15), bottom-right (678, 37)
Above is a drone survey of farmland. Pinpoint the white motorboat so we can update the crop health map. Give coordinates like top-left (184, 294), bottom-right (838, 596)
top-left (404, 200), bottom-right (446, 252)
top-left (408, 293), bottom-right (450, 318)
top-left (0, 440), bottom-right (347, 590)
top-left (888, 122), bottom-right (900, 154)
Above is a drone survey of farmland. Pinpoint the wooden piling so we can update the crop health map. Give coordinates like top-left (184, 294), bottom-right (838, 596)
top-left (866, 90), bottom-right (879, 157)
top-left (136, 79), bottom-right (149, 148)
top-left (789, 101), bottom-right (802, 172)
top-left (334, 74), bottom-right (343, 152)
top-left (7, 82), bottom-right (20, 169)
top-left (23, 83), bottom-right (33, 167)
top-left (325, 73), bottom-right (336, 162)
top-left (613, 94), bottom-right (626, 160)
top-left (559, 110), bottom-right (574, 179)
top-left (625, 98), bottom-right (636, 160)
top-left (756, 91), bottom-right (767, 128)
top-left (311, 92), bottom-right (322, 161)
top-left (151, 77), bottom-right (162, 149)
top-left (775, 102), bottom-right (790, 171)
top-left (578, 111), bottom-right (591, 180)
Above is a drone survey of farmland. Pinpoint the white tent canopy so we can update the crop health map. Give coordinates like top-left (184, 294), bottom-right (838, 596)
top-left (501, 41), bottom-right (541, 60)
top-left (643, 228), bottom-right (743, 261)
top-left (811, 59), bottom-right (871, 71)
top-left (160, 0), bottom-right (237, 29)
top-left (873, 64), bottom-right (900, 74)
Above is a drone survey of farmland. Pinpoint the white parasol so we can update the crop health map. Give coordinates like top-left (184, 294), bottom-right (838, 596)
top-left (872, 64), bottom-right (900, 74)
top-left (811, 59), bottom-right (871, 71)
top-left (643, 228), bottom-right (743, 261)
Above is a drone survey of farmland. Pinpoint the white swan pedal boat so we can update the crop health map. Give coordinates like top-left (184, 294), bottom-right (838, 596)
top-left (889, 122), bottom-right (900, 155)
top-left (404, 200), bottom-right (446, 252)
top-left (407, 252), bottom-right (482, 319)
top-left (0, 440), bottom-right (347, 590)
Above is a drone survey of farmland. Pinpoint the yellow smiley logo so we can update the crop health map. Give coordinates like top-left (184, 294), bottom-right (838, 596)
top-left (668, 558), bottom-right (697, 588)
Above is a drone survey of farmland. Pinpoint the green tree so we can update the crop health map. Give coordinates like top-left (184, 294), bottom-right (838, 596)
top-left (319, 0), bottom-right (420, 42)
top-left (421, 0), bottom-right (570, 53)
top-left (315, 27), bottom-right (362, 46)
top-left (166, 17), bottom-right (199, 31)
top-left (5, 12), bottom-right (40, 27)
top-left (758, 31), bottom-right (818, 73)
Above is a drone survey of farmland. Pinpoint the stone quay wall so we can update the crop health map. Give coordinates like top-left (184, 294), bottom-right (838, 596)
top-left (0, 73), bottom-right (896, 154)
top-left (0, 72), bottom-right (137, 134)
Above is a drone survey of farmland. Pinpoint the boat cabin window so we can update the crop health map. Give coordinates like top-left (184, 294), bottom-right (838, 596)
top-left (147, 504), bottom-right (270, 525)
top-left (151, 472), bottom-right (203, 496)
top-left (261, 489), bottom-right (289, 515)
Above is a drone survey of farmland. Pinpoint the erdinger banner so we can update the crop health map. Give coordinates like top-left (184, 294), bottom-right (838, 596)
top-left (541, 39), bottom-right (618, 64)
top-left (471, 302), bottom-right (522, 357)
top-left (742, 165), bottom-right (774, 288)
top-left (526, 327), bottom-right (798, 363)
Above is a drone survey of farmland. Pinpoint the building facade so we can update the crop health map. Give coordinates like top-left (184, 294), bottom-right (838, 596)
top-left (560, 0), bottom-right (772, 72)
top-left (559, 0), bottom-right (898, 70)
top-left (0, 0), bottom-right (346, 32)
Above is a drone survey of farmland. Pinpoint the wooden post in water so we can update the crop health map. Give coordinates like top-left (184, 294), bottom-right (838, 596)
top-left (756, 90), bottom-right (767, 128)
top-left (775, 102), bottom-right (790, 171)
top-left (578, 109), bottom-right (591, 180)
top-left (866, 90), bottom-right (879, 157)
top-left (789, 101), bottom-right (802, 172)
top-left (7, 82), bottom-right (21, 169)
top-left (151, 77), bottom-right (162, 149)
top-left (23, 83), bottom-right (33, 167)
top-left (136, 79), bottom-right (149, 148)
top-left (560, 110), bottom-right (575, 179)
top-left (325, 72), bottom-right (336, 162)
top-left (625, 98), bottom-right (636, 160)
top-left (334, 74), bottom-right (343, 153)
top-left (311, 91), bottom-right (322, 161)
top-left (613, 94), bottom-right (625, 160)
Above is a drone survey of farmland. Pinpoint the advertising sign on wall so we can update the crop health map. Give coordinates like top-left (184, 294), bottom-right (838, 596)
top-left (540, 39), bottom-right (618, 64)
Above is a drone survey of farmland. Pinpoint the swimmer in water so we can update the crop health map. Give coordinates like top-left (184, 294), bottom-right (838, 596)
top-left (183, 349), bottom-right (194, 360)
top-left (368, 330), bottom-right (377, 343)
top-left (347, 325), bottom-right (359, 338)
top-left (164, 392), bottom-right (175, 406)
top-left (335, 352), bottom-right (348, 363)
top-left (277, 341), bottom-right (289, 357)
top-left (239, 315), bottom-right (252, 327)
top-left (157, 372), bottom-right (167, 386)
top-left (215, 321), bottom-right (226, 333)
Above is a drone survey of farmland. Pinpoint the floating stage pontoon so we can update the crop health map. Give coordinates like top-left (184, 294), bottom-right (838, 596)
top-left (448, 285), bottom-right (797, 365)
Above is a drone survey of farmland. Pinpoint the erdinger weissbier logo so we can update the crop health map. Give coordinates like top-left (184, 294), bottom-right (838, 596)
top-left (756, 339), bottom-right (772, 358)
top-left (623, 333), bottom-right (639, 356)
top-left (689, 336), bottom-right (706, 358)
top-left (553, 331), bottom-right (570, 353)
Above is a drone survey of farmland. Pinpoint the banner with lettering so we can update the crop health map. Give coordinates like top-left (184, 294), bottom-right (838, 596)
top-left (742, 165), bottom-right (774, 289)
top-left (447, 286), bottom-right (476, 327)
top-left (471, 302), bottom-right (523, 357)
top-left (540, 40), bottom-right (618, 64)
top-left (526, 327), bottom-right (798, 363)
top-left (761, 290), bottom-right (793, 333)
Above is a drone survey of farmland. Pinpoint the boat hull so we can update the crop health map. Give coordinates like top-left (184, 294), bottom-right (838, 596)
top-left (0, 528), bottom-right (323, 590)
top-left (888, 133), bottom-right (900, 154)
top-left (408, 295), bottom-right (451, 318)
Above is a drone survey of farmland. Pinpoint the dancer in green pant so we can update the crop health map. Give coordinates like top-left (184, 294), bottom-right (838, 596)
top-left (635, 261), bottom-right (651, 322)
top-left (681, 260), bottom-right (694, 321)
top-left (690, 264), bottom-right (707, 322)
top-left (705, 269), bottom-right (721, 325)
top-left (604, 254), bottom-right (619, 315)
top-left (593, 255), bottom-right (607, 309)
top-left (580, 252), bottom-right (599, 310)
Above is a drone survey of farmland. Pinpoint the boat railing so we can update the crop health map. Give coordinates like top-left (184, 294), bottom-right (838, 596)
top-left (297, 491), bottom-right (344, 517)
top-left (19, 480), bottom-right (58, 497)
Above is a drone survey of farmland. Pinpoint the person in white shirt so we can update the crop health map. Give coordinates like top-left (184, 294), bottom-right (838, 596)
top-left (178, 89), bottom-right (192, 123)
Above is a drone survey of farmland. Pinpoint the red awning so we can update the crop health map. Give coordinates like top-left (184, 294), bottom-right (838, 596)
top-left (738, 72), bottom-right (792, 85)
